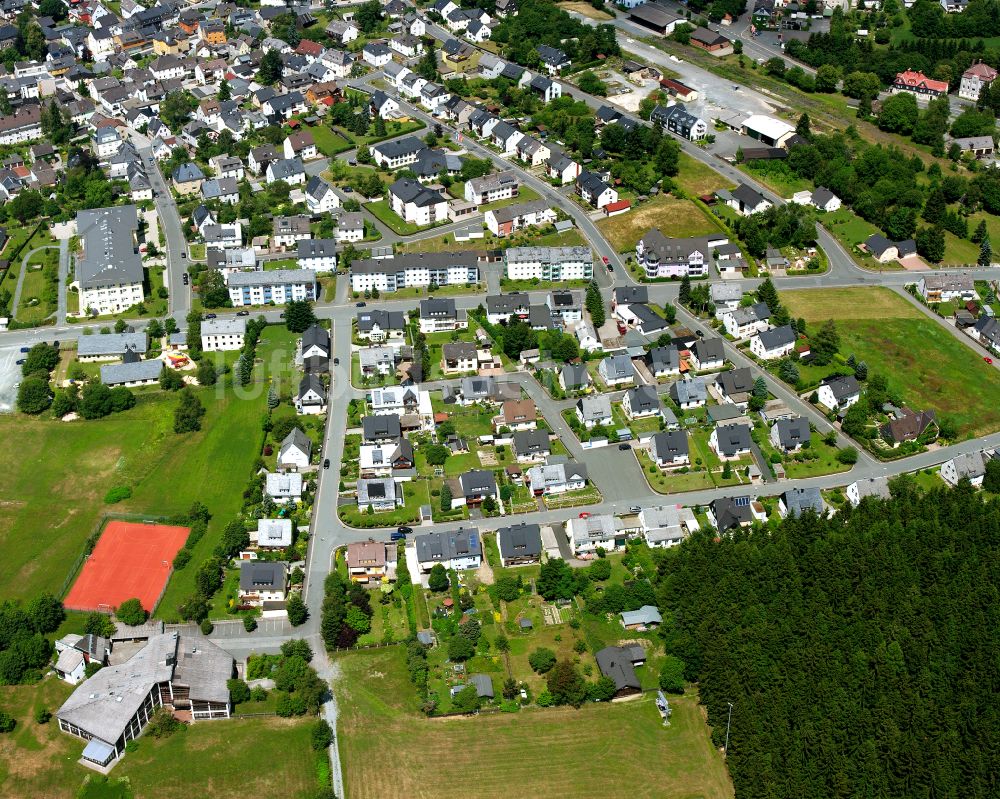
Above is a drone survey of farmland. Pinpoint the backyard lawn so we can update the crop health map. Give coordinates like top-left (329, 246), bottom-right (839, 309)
top-left (597, 195), bottom-right (722, 253)
top-left (0, 677), bottom-right (320, 799)
top-left (335, 646), bottom-right (734, 799)
top-left (783, 287), bottom-right (1000, 436)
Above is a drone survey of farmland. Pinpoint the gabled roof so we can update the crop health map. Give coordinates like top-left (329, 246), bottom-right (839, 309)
top-left (496, 522), bottom-right (541, 560)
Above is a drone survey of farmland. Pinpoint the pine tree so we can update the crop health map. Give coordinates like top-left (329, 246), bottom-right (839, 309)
top-left (795, 112), bottom-right (811, 139)
top-left (679, 274), bottom-right (692, 306)
top-left (585, 281), bottom-right (605, 327)
top-left (972, 219), bottom-right (988, 243)
top-left (756, 277), bottom-right (780, 312)
top-left (979, 236), bottom-right (992, 268)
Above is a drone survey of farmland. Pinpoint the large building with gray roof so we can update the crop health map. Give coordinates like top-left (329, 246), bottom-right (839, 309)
top-left (76, 205), bottom-right (145, 316)
top-left (57, 631), bottom-right (232, 768)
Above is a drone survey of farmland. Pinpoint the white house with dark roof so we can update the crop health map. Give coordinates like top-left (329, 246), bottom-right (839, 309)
top-left (650, 429), bottom-right (689, 468)
top-left (357, 477), bottom-right (404, 511)
top-left (278, 428), bottom-right (312, 471)
top-left (709, 422), bottom-right (752, 460)
top-left (415, 528), bottom-right (482, 571)
top-left (846, 476), bottom-right (891, 507)
top-left (78, 332), bottom-right (148, 361)
top-left (749, 324), bottom-right (796, 360)
top-left (389, 178), bottom-right (448, 226)
top-left (770, 416), bottom-right (810, 453)
top-left (598, 353), bottom-right (635, 387)
top-left (496, 523), bottom-right (542, 566)
top-left (940, 450), bottom-right (990, 487)
top-left (817, 375), bottom-right (860, 411)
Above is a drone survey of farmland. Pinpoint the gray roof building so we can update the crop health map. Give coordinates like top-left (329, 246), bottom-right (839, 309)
top-left (781, 487), bottom-right (825, 517)
top-left (595, 645), bottom-right (643, 694)
top-left (100, 359), bottom-right (162, 385)
top-left (415, 527), bottom-right (482, 564)
top-left (78, 332), bottom-right (148, 358)
top-left (77, 205), bottom-right (143, 290)
top-left (239, 561), bottom-right (287, 591)
top-left (772, 416), bottom-right (810, 451)
top-left (496, 522), bottom-right (542, 564)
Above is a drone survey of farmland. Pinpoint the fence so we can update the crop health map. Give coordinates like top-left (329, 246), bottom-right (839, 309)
top-left (57, 512), bottom-right (174, 602)
top-left (327, 640), bottom-right (404, 654)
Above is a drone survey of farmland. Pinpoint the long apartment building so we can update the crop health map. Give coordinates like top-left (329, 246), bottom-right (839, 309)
top-left (228, 269), bottom-right (316, 306)
top-left (504, 246), bottom-right (593, 282)
top-left (350, 251), bottom-right (481, 294)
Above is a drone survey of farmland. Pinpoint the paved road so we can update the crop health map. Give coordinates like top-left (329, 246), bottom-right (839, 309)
top-left (129, 134), bottom-right (190, 318)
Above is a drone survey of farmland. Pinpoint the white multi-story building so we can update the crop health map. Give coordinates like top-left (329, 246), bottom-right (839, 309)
top-left (296, 239), bottom-right (338, 273)
top-left (75, 206), bottom-right (145, 317)
top-left (349, 252), bottom-right (481, 294)
top-left (228, 270), bottom-right (316, 307)
top-left (201, 317), bottom-right (246, 351)
top-left (504, 246), bottom-right (593, 282)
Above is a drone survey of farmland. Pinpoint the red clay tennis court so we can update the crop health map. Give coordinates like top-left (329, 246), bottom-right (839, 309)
top-left (64, 521), bottom-right (190, 613)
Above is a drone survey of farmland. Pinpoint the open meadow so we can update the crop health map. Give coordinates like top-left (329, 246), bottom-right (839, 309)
top-left (783, 287), bottom-right (1000, 436)
top-left (0, 386), bottom-right (265, 612)
top-left (335, 646), bottom-right (733, 799)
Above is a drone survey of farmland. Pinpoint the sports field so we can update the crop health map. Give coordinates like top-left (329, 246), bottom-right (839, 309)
top-left (783, 287), bottom-right (1000, 436)
top-left (64, 521), bottom-right (189, 612)
top-left (335, 647), bottom-right (734, 799)
top-left (0, 388), bottom-right (264, 607)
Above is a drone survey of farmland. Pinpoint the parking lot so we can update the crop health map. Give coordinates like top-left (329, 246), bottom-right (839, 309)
top-left (0, 345), bottom-right (24, 413)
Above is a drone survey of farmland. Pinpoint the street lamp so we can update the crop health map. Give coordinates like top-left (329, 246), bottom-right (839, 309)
top-left (724, 702), bottom-right (734, 756)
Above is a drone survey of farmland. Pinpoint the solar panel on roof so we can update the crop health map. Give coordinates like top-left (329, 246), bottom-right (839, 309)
top-left (734, 496), bottom-right (750, 507)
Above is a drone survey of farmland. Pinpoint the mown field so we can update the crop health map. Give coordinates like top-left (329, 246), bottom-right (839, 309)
top-left (335, 647), bottom-right (733, 799)
top-left (0, 385), bottom-right (265, 611)
top-left (783, 287), bottom-right (1000, 436)
top-left (597, 195), bottom-right (722, 253)
top-left (0, 678), bottom-right (319, 799)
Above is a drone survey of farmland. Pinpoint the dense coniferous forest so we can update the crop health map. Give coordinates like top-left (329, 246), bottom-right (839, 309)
top-left (654, 478), bottom-right (1000, 799)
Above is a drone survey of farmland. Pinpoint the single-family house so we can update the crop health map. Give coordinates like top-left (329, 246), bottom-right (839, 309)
top-left (817, 375), bottom-right (861, 411)
top-left (576, 394), bottom-right (613, 429)
top-left (749, 324), bottom-right (796, 360)
top-left (709, 423), bottom-right (752, 461)
top-left (496, 523), bottom-right (542, 566)
top-left (415, 528), bottom-right (482, 571)
top-left (778, 487), bottom-right (826, 518)
top-left (598, 353), bottom-right (635, 387)
top-left (277, 428), bottom-right (312, 471)
top-left (650, 429), bottom-right (689, 468)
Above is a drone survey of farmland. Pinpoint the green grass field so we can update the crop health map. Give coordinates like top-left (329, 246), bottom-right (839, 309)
top-left (597, 195), bottom-right (722, 253)
top-left (675, 151), bottom-right (735, 197)
top-left (0, 384), bottom-right (265, 612)
top-left (335, 646), bottom-right (733, 799)
top-left (783, 287), bottom-right (1000, 436)
top-left (0, 678), bottom-right (320, 799)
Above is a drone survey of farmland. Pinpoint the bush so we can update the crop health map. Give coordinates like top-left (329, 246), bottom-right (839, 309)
top-left (0, 711), bottom-right (15, 733)
top-left (146, 708), bottom-right (183, 738)
top-left (103, 486), bottom-right (132, 504)
top-left (34, 707), bottom-right (51, 724)
top-left (311, 719), bottom-right (334, 750)
top-left (528, 647), bottom-right (557, 674)
top-left (243, 615), bottom-right (257, 632)
top-left (200, 619), bottom-right (214, 635)
top-left (115, 597), bottom-right (148, 626)
top-left (84, 662), bottom-right (103, 678)
top-left (447, 635), bottom-right (475, 662)
top-left (227, 678), bottom-right (251, 705)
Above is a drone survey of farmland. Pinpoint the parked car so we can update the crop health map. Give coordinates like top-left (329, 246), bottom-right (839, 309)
top-left (629, 506), bottom-right (641, 513)
top-left (181, 252), bottom-right (186, 258)
top-left (333, 357), bottom-right (340, 365)
top-left (236, 310), bottom-right (249, 316)
top-left (356, 301), bottom-right (366, 307)
top-left (18, 346), bottom-right (28, 353)
top-left (618, 443), bottom-right (630, 451)
top-left (323, 458), bottom-right (331, 469)
top-left (602, 256), bottom-right (609, 265)
top-left (578, 512), bottom-right (591, 519)
top-left (397, 526), bottom-right (412, 536)
top-left (15, 359), bottom-right (24, 365)
top-left (985, 356), bottom-right (993, 364)
top-left (204, 313), bottom-right (217, 319)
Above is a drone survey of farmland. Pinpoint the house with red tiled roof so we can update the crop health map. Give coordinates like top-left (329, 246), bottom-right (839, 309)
top-left (892, 69), bottom-right (948, 98)
top-left (959, 62), bottom-right (998, 102)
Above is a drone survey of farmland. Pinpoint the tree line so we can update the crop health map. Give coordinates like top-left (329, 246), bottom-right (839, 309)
top-left (652, 480), bottom-right (1000, 799)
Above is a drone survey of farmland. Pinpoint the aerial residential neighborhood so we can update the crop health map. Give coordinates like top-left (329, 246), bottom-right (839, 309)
top-left (0, 0), bottom-right (998, 797)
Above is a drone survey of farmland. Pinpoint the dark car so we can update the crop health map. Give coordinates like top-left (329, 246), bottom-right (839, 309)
top-left (204, 313), bottom-right (217, 319)
top-left (19, 346), bottom-right (29, 353)
top-left (15, 358), bottom-right (24, 365)
top-left (323, 458), bottom-right (331, 469)
top-left (181, 252), bottom-right (186, 258)
top-left (397, 526), bottom-right (413, 536)
top-left (236, 310), bottom-right (250, 316)
top-left (618, 443), bottom-right (630, 451)
top-left (343, 186), bottom-right (353, 192)
top-left (356, 301), bottom-right (366, 307)
top-left (333, 357), bottom-right (340, 365)
top-left (696, 329), bottom-right (704, 337)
